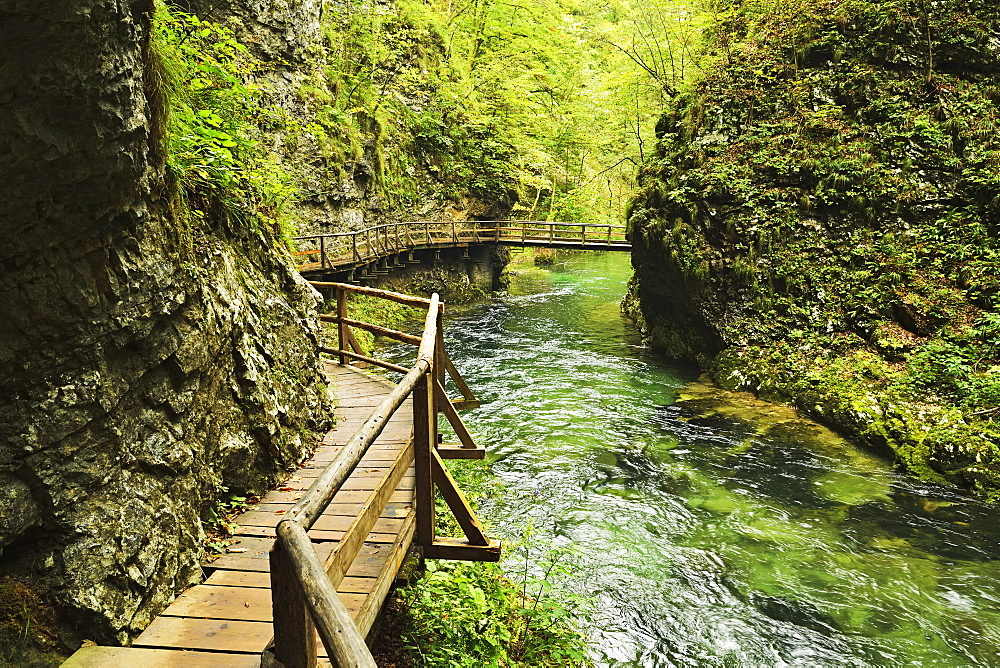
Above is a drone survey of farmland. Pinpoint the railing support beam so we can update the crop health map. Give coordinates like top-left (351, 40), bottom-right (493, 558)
top-left (269, 543), bottom-right (317, 668)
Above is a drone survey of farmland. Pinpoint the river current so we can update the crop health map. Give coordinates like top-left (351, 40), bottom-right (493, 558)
top-left (389, 251), bottom-right (1000, 667)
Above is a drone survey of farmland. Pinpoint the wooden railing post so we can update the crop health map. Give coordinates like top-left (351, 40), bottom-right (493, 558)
top-left (581, 224), bottom-right (586, 244)
top-left (337, 288), bottom-right (348, 365)
top-left (319, 236), bottom-right (327, 269)
top-left (270, 543), bottom-right (317, 668)
top-left (413, 372), bottom-right (436, 546)
top-left (352, 233), bottom-right (360, 262)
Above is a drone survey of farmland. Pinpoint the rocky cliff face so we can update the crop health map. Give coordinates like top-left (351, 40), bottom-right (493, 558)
top-left (626, 0), bottom-right (1000, 495)
top-left (208, 0), bottom-right (518, 238)
top-left (0, 0), bottom-right (327, 644)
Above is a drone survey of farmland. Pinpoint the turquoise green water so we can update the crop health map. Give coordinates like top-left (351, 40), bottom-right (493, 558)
top-left (392, 251), bottom-right (1000, 666)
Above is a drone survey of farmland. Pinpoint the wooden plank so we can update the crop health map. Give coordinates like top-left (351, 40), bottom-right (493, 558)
top-left (323, 445), bottom-right (413, 588)
top-left (344, 544), bottom-right (395, 578)
top-left (413, 374), bottom-right (435, 546)
top-left (277, 477), bottom-right (414, 494)
top-left (204, 540), bottom-right (331, 572)
top-left (163, 585), bottom-right (274, 622)
top-left (209, 544), bottom-right (394, 577)
top-left (356, 514), bottom-right (415, 637)
top-left (261, 489), bottom-right (412, 506)
top-left (160, 584), bottom-right (365, 623)
top-left (339, 475), bottom-right (414, 492)
top-left (311, 514), bottom-right (404, 534)
top-left (424, 537), bottom-right (502, 562)
top-left (63, 646), bottom-right (261, 667)
top-left (206, 536), bottom-right (275, 556)
top-left (236, 524), bottom-right (403, 544)
top-left (437, 444), bottom-right (486, 460)
top-left (337, 288), bottom-right (348, 365)
top-left (236, 499), bottom-right (407, 520)
top-left (327, 395), bottom-right (390, 408)
top-left (205, 570), bottom-right (380, 595)
top-left (134, 618), bottom-right (275, 653)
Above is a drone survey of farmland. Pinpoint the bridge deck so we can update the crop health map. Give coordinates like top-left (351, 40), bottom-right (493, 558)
top-left (64, 363), bottom-right (411, 667)
top-left (292, 220), bottom-right (631, 277)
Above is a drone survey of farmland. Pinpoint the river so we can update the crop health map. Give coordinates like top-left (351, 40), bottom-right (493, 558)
top-left (389, 250), bottom-right (1000, 666)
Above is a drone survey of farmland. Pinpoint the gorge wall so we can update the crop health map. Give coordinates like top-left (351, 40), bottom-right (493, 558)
top-left (0, 0), bottom-right (327, 646)
top-left (0, 0), bottom-right (527, 652)
top-left (626, 0), bottom-right (1000, 496)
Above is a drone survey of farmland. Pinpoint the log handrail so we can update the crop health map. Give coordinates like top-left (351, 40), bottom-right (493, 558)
top-left (269, 283), bottom-right (498, 668)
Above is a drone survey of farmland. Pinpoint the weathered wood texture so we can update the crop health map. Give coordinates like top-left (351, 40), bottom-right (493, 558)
top-left (64, 364), bottom-right (414, 667)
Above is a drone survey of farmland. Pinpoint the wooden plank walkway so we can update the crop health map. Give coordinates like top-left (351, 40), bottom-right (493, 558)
top-left (65, 363), bottom-right (413, 667)
top-left (293, 220), bottom-right (631, 277)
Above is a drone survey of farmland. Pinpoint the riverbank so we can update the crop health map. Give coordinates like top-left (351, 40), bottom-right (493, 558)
top-left (625, 0), bottom-right (1000, 498)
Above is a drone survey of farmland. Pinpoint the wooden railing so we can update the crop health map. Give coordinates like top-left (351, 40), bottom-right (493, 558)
top-left (267, 282), bottom-right (499, 668)
top-left (292, 220), bottom-right (630, 272)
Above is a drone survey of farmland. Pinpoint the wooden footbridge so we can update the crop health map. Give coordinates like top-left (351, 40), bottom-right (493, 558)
top-left (292, 219), bottom-right (630, 278)
top-left (65, 283), bottom-right (498, 667)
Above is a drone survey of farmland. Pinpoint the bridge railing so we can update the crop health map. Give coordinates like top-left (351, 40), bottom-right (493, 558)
top-left (291, 220), bottom-right (629, 272)
top-left (267, 282), bottom-right (499, 668)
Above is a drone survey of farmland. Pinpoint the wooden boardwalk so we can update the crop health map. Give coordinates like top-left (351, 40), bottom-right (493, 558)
top-left (293, 219), bottom-right (631, 277)
top-left (65, 363), bottom-right (414, 667)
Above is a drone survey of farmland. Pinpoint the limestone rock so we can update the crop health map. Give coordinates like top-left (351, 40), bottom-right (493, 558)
top-left (0, 0), bottom-right (328, 643)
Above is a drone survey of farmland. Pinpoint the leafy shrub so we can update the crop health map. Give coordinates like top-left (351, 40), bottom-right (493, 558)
top-left (152, 3), bottom-right (296, 237)
top-left (400, 551), bottom-right (590, 667)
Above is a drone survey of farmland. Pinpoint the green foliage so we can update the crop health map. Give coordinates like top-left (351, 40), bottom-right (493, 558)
top-left (902, 324), bottom-right (1000, 413)
top-left (201, 488), bottom-right (252, 543)
top-left (152, 3), bottom-right (297, 238)
top-left (399, 544), bottom-right (591, 667)
top-left (300, 0), bottom-right (711, 225)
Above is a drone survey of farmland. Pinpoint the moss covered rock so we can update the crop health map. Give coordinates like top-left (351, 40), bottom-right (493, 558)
top-left (0, 0), bottom-right (329, 646)
top-left (626, 0), bottom-right (1000, 496)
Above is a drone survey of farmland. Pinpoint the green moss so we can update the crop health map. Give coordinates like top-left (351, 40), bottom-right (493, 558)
top-left (629, 0), bottom-right (1000, 496)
